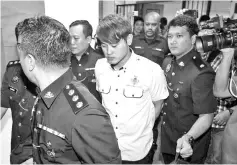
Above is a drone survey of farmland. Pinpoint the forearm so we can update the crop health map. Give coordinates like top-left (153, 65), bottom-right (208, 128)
top-left (213, 51), bottom-right (234, 97)
top-left (186, 113), bottom-right (213, 139)
top-left (153, 100), bottom-right (164, 119)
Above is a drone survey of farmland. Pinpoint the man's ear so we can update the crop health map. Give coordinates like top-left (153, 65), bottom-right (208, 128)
top-left (27, 54), bottom-right (36, 71)
top-left (86, 36), bottom-right (92, 44)
top-left (191, 34), bottom-right (197, 45)
top-left (126, 34), bottom-right (133, 46)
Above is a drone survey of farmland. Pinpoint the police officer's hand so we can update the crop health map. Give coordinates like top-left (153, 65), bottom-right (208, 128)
top-left (176, 135), bottom-right (193, 158)
top-left (20, 158), bottom-right (33, 165)
top-left (213, 110), bottom-right (230, 126)
top-left (220, 48), bottom-right (235, 58)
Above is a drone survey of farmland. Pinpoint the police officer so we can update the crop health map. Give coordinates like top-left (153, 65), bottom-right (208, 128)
top-left (1, 21), bottom-right (37, 164)
top-left (69, 20), bottom-right (102, 103)
top-left (161, 15), bottom-right (216, 164)
top-left (15, 16), bottom-right (121, 164)
top-left (130, 12), bottom-right (169, 66)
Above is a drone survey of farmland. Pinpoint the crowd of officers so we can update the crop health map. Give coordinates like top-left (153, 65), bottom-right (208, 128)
top-left (1, 9), bottom-right (237, 164)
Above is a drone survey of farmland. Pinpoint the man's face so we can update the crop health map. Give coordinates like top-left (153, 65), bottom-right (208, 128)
top-left (168, 26), bottom-right (193, 58)
top-left (134, 20), bottom-right (144, 35)
top-left (101, 38), bottom-right (130, 66)
top-left (144, 15), bottom-right (159, 39)
top-left (69, 25), bottom-right (90, 55)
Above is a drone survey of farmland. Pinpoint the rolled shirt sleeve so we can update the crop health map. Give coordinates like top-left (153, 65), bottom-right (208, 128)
top-left (71, 108), bottom-right (121, 164)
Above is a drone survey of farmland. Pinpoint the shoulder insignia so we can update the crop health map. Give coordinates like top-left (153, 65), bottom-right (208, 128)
top-left (63, 83), bottom-right (89, 114)
top-left (7, 60), bottom-right (20, 67)
top-left (162, 55), bottom-right (173, 70)
top-left (192, 55), bottom-right (207, 71)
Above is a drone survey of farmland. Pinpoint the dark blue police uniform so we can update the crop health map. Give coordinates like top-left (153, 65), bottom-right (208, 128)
top-left (161, 49), bottom-right (217, 163)
top-left (71, 46), bottom-right (102, 103)
top-left (32, 68), bottom-right (121, 164)
top-left (1, 60), bottom-right (37, 164)
top-left (130, 34), bottom-right (169, 65)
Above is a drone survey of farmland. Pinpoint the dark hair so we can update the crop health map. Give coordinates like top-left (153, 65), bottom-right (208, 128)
top-left (134, 16), bottom-right (144, 25)
top-left (15, 16), bottom-right (71, 68)
top-left (96, 14), bottom-right (132, 44)
top-left (69, 20), bottom-right (93, 37)
top-left (168, 15), bottom-right (199, 36)
top-left (199, 15), bottom-right (210, 24)
top-left (160, 17), bottom-right (167, 30)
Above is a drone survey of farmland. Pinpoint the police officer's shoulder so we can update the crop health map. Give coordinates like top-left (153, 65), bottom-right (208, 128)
top-left (63, 81), bottom-right (89, 115)
top-left (7, 60), bottom-right (21, 68)
top-left (192, 54), bottom-right (208, 71)
top-left (63, 80), bottom-right (104, 115)
top-left (162, 53), bottom-right (173, 67)
top-left (6, 60), bottom-right (22, 73)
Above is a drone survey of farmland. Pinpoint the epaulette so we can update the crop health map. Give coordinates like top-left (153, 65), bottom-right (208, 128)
top-left (192, 55), bottom-right (207, 71)
top-left (7, 60), bottom-right (20, 67)
top-left (63, 83), bottom-right (89, 114)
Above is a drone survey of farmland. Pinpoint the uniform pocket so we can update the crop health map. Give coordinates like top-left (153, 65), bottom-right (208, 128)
top-left (123, 85), bottom-right (143, 98)
top-left (134, 46), bottom-right (145, 56)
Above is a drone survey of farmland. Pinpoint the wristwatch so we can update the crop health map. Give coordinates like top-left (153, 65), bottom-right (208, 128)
top-left (228, 108), bottom-right (234, 115)
top-left (184, 134), bottom-right (195, 147)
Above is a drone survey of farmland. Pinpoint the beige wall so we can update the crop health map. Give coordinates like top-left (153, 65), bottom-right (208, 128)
top-left (209, 1), bottom-right (232, 18)
top-left (1, 1), bottom-right (45, 78)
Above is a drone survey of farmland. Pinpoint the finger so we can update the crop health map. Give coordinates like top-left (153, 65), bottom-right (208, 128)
top-left (176, 139), bottom-right (182, 153)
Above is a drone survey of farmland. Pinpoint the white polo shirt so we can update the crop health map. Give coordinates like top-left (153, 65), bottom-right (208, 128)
top-left (95, 52), bottom-right (169, 161)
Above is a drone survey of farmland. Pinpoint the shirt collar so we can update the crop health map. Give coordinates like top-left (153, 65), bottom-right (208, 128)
top-left (40, 68), bottom-right (73, 108)
top-left (175, 48), bottom-right (197, 69)
top-left (110, 48), bottom-right (135, 71)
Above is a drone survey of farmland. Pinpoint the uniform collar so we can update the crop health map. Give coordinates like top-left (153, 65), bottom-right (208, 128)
top-left (175, 48), bottom-right (197, 69)
top-left (40, 68), bottom-right (73, 108)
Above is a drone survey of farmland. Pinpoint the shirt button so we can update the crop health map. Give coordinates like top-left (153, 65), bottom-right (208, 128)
top-left (172, 72), bottom-right (175, 76)
top-left (116, 89), bottom-right (118, 91)
top-left (163, 112), bottom-right (166, 115)
top-left (174, 93), bottom-right (179, 98)
top-left (115, 102), bottom-right (118, 104)
top-left (10, 96), bottom-right (12, 100)
top-left (118, 75), bottom-right (120, 77)
top-left (168, 83), bottom-right (172, 86)
top-left (18, 123), bottom-right (22, 127)
top-left (163, 121), bottom-right (166, 125)
top-left (164, 102), bottom-right (167, 106)
top-left (78, 73), bottom-right (81, 76)
top-left (116, 127), bottom-right (118, 129)
top-left (78, 64), bottom-right (82, 66)
top-left (22, 99), bottom-right (26, 103)
top-left (115, 115), bottom-right (118, 117)
top-left (17, 135), bottom-right (20, 138)
top-left (19, 112), bottom-right (23, 116)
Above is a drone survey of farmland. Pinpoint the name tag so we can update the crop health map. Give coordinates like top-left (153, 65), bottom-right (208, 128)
top-left (153, 48), bottom-right (164, 52)
top-left (8, 86), bottom-right (18, 93)
top-left (135, 46), bottom-right (142, 49)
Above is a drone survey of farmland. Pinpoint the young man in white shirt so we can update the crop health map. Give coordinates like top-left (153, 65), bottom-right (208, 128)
top-left (95, 14), bottom-right (169, 164)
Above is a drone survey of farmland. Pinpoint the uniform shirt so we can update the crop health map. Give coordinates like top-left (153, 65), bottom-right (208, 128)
top-left (1, 60), bottom-right (37, 164)
top-left (130, 34), bottom-right (169, 65)
top-left (71, 46), bottom-right (102, 103)
top-left (95, 52), bottom-right (169, 161)
top-left (161, 49), bottom-right (217, 163)
top-left (32, 68), bottom-right (121, 164)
